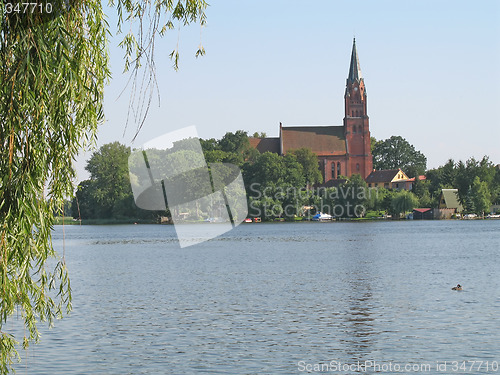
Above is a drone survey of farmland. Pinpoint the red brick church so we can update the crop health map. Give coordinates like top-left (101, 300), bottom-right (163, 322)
top-left (249, 38), bottom-right (373, 183)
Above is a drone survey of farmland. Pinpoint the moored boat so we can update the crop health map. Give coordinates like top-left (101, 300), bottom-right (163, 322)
top-left (312, 212), bottom-right (333, 221)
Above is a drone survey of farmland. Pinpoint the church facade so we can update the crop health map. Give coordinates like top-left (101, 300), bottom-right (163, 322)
top-left (249, 39), bottom-right (373, 183)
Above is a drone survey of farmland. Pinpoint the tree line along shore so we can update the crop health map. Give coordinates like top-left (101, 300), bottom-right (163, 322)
top-left (60, 131), bottom-right (499, 224)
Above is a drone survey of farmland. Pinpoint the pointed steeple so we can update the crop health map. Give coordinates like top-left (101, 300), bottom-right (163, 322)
top-left (347, 38), bottom-right (362, 84)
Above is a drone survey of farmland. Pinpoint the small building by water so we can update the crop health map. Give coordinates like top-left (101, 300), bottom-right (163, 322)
top-left (436, 189), bottom-right (463, 218)
top-left (413, 208), bottom-right (433, 220)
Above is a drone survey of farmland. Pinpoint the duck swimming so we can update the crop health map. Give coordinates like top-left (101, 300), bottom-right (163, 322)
top-left (451, 284), bottom-right (462, 291)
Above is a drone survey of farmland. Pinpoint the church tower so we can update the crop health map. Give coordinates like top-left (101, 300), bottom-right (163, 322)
top-left (343, 38), bottom-right (373, 179)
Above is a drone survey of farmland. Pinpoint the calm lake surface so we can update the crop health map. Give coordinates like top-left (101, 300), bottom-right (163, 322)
top-left (11, 221), bottom-right (500, 374)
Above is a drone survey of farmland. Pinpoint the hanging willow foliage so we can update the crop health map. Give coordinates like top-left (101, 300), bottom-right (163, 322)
top-left (0, 0), bottom-right (207, 372)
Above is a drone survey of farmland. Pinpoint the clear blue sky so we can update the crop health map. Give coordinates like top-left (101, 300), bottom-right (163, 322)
top-left (75, 0), bottom-right (500, 180)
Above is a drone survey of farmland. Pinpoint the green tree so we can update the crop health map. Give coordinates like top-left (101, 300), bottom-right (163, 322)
top-left (283, 154), bottom-right (306, 187)
top-left (441, 159), bottom-right (457, 185)
top-left (244, 147), bottom-right (261, 164)
top-left (252, 131), bottom-right (267, 138)
top-left (381, 189), bottom-right (397, 215)
top-left (391, 190), bottom-right (419, 218)
top-left (335, 174), bottom-right (369, 218)
top-left (411, 177), bottom-right (424, 197)
top-left (73, 142), bottom-right (150, 220)
top-left (412, 179), bottom-right (436, 207)
top-left (200, 138), bottom-right (220, 152)
top-left (372, 135), bottom-right (427, 177)
top-left (492, 165), bottom-right (500, 205)
top-left (453, 156), bottom-right (496, 207)
top-left (0, 1), bottom-right (207, 371)
top-left (54, 200), bottom-right (73, 217)
top-left (366, 187), bottom-right (390, 212)
top-left (243, 152), bottom-right (306, 220)
top-left (289, 148), bottom-right (323, 185)
top-left (219, 130), bottom-right (250, 163)
top-left (454, 160), bottom-right (470, 202)
top-left (72, 179), bottom-right (97, 219)
top-left (426, 168), bottom-right (444, 198)
top-left (84, 142), bottom-right (132, 217)
top-left (203, 150), bottom-right (232, 164)
top-left (245, 152), bottom-right (283, 188)
top-left (200, 131), bottom-right (252, 167)
top-left (470, 176), bottom-right (491, 217)
top-left (464, 189), bottom-right (476, 215)
top-left (370, 136), bottom-right (378, 154)
top-left (417, 189), bottom-right (434, 208)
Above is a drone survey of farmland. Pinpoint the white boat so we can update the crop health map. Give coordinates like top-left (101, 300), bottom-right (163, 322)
top-left (312, 212), bottom-right (333, 221)
top-left (204, 217), bottom-right (227, 223)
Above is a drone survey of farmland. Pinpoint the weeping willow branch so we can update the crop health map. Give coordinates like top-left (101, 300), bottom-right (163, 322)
top-left (111, 0), bottom-right (208, 142)
top-left (0, 0), bottom-right (207, 373)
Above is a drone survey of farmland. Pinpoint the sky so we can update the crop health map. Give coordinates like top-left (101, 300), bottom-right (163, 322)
top-left (75, 0), bottom-right (500, 181)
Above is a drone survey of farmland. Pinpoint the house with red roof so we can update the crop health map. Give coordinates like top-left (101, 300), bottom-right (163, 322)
top-left (412, 208), bottom-right (433, 220)
top-left (406, 175), bottom-right (427, 190)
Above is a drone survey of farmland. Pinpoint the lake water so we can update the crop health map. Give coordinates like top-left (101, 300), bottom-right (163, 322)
top-left (11, 221), bottom-right (500, 374)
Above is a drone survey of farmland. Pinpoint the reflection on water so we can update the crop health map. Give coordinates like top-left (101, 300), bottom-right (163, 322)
top-left (10, 221), bottom-right (500, 374)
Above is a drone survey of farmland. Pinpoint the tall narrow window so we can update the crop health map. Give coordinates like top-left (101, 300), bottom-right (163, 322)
top-left (331, 163), bottom-right (336, 179)
top-left (351, 110), bottom-right (354, 117)
top-left (337, 162), bottom-right (341, 177)
top-left (353, 126), bottom-right (356, 134)
top-left (356, 163), bottom-right (360, 171)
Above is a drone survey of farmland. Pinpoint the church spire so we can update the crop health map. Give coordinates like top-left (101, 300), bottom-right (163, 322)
top-left (347, 38), bottom-right (362, 84)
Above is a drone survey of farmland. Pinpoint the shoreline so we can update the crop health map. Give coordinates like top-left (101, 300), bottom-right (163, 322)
top-left (53, 216), bottom-right (498, 225)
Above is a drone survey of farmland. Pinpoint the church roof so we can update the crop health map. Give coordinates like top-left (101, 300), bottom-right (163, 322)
top-left (281, 126), bottom-right (346, 156)
top-left (248, 137), bottom-right (280, 154)
top-left (347, 38), bottom-right (362, 84)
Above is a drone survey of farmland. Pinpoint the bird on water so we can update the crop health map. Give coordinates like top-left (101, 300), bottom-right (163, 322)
top-left (451, 284), bottom-right (462, 291)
